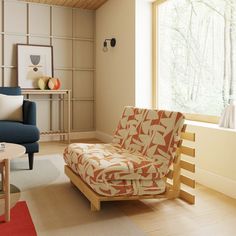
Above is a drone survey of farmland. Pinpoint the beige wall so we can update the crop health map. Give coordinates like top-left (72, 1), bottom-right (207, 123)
top-left (0, 0), bottom-right (95, 135)
top-left (189, 126), bottom-right (236, 181)
top-left (187, 124), bottom-right (236, 197)
top-left (96, 0), bottom-right (136, 135)
top-left (96, 0), bottom-right (153, 136)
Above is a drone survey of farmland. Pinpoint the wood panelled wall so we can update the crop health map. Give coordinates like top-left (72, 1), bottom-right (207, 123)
top-left (0, 0), bottom-right (95, 133)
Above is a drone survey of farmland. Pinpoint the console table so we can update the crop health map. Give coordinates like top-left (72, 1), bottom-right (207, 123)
top-left (22, 89), bottom-right (71, 143)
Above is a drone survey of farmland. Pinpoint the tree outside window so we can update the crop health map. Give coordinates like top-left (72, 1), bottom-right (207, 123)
top-left (157, 0), bottom-right (236, 117)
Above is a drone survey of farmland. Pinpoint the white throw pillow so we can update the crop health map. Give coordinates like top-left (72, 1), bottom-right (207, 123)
top-left (0, 94), bottom-right (24, 121)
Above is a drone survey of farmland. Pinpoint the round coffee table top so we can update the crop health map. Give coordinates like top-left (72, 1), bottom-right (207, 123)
top-left (0, 143), bottom-right (26, 161)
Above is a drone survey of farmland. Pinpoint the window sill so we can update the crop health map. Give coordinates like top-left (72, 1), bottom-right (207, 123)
top-left (185, 120), bottom-right (236, 133)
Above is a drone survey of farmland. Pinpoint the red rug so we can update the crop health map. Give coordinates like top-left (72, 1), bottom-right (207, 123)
top-left (0, 201), bottom-right (37, 236)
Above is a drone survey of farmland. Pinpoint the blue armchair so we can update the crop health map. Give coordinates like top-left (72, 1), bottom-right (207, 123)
top-left (0, 87), bottom-right (39, 169)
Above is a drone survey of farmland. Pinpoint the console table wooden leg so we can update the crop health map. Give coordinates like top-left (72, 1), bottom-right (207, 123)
top-left (68, 90), bottom-right (71, 144)
top-left (5, 159), bottom-right (10, 222)
top-left (59, 94), bottom-right (62, 141)
top-left (63, 94), bottom-right (65, 142)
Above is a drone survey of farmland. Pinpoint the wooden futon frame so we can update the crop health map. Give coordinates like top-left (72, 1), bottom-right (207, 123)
top-left (65, 124), bottom-right (195, 211)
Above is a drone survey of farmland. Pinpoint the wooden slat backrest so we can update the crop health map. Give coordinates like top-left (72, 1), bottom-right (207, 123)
top-left (166, 124), bottom-right (195, 204)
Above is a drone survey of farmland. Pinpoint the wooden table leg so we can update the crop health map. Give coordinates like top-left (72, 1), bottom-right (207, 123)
top-left (59, 94), bottom-right (62, 141)
top-left (0, 162), bottom-right (3, 191)
top-left (5, 159), bottom-right (10, 222)
top-left (68, 90), bottom-right (71, 144)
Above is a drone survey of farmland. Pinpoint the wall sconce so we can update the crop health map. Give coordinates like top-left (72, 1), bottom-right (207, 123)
top-left (103, 38), bottom-right (116, 52)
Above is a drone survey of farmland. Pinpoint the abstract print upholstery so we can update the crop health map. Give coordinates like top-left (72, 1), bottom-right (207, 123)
top-left (64, 107), bottom-right (185, 196)
top-left (64, 143), bottom-right (166, 196)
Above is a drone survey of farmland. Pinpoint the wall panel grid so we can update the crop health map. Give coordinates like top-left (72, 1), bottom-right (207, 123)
top-left (0, 0), bottom-right (95, 132)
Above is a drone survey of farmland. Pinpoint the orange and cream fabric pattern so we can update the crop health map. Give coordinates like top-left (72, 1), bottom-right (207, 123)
top-left (64, 107), bottom-right (185, 196)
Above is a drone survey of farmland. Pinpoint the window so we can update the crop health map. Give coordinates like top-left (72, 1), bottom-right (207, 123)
top-left (153, 0), bottom-right (236, 122)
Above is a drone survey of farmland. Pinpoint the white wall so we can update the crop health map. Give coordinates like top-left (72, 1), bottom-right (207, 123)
top-left (96, 0), bottom-right (136, 136)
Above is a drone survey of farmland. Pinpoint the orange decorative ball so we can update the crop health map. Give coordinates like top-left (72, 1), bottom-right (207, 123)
top-left (48, 78), bottom-right (61, 90)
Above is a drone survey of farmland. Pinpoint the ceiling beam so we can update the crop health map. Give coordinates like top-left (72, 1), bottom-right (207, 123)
top-left (20, 0), bottom-right (108, 10)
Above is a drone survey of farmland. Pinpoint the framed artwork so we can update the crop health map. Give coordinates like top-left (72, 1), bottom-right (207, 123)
top-left (17, 44), bottom-right (53, 89)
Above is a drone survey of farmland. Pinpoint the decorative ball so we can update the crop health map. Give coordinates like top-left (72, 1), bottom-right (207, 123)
top-left (48, 78), bottom-right (61, 90)
top-left (38, 77), bottom-right (50, 90)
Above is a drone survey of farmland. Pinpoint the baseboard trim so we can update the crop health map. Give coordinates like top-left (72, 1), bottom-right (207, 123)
top-left (196, 167), bottom-right (236, 199)
top-left (71, 131), bottom-right (96, 140)
top-left (39, 131), bottom-right (96, 142)
top-left (95, 131), bottom-right (113, 143)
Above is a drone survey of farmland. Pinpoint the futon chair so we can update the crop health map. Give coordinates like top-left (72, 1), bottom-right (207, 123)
top-left (0, 87), bottom-right (39, 169)
top-left (64, 107), bottom-right (195, 210)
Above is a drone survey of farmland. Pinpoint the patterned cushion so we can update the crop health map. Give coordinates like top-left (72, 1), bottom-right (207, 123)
top-left (64, 107), bottom-right (185, 196)
top-left (90, 178), bottom-right (166, 196)
top-left (64, 143), bottom-right (164, 181)
top-left (64, 144), bottom-right (166, 196)
top-left (113, 107), bottom-right (184, 168)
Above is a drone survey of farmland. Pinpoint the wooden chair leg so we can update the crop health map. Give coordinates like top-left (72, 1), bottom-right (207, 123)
top-left (90, 201), bottom-right (101, 211)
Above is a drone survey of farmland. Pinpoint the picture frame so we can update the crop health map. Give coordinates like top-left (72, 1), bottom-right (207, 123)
top-left (17, 44), bottom-right (54, 89)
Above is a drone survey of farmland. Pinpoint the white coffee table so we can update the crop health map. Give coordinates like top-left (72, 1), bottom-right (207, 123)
top-left (0, 143), bottom-right (26, 222)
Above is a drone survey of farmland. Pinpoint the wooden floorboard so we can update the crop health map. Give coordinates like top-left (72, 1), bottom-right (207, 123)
top-left (38, 139), bottom-right (236, 236)
top-left (115, 184), bottom-right (236, 236)
top-left (37, 138), bottom-right (102, 155)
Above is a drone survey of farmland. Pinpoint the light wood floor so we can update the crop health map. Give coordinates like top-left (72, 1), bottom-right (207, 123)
top-left (39, 140), bottom-right (236, 236)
